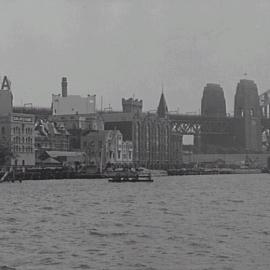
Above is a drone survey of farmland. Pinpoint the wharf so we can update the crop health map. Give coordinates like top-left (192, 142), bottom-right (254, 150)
top-left (167, 168), bottom-right (262, 176)
top-left (0, 168), bottom-right (104, 182)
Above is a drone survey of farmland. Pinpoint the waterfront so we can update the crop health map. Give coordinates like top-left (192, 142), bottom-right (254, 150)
top-left (1, 175), bottom-right (270, 270)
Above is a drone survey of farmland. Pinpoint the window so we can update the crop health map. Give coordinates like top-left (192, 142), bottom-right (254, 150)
top-left (98, 141), bottom-right (102, 149)
top-left (118, 150), bottom-right (121, 159)
top-left (240, 109), bottom-right (244, 117)
top-left (1, 127), bottom-right (5, 135)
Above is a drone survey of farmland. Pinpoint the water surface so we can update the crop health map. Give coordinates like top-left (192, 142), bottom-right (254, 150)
top-left (1, 174), bottom-right (270, 270)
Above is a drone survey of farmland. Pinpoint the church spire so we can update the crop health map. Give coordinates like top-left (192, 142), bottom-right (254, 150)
top-left (157, 91), bottom-right (168, 118)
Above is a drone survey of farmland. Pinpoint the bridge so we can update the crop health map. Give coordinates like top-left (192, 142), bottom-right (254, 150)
top-left (166, 80), bottom-right (267, 153)
top-left (169, 114), bottom-right (238, 135)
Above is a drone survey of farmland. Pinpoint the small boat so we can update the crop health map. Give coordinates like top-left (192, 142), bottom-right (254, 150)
top-left (0, 171), bottom-right (9, 183)
top-left (108, 171), bottom-right (153, 183)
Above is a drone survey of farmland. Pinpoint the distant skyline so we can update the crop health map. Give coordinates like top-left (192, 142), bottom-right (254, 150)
top-left (1, 0), bottom-right (270, 114)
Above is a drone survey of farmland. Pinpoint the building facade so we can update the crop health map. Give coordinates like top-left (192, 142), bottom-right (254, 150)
top-left (101, 94), bottom-right (182, 169)
top-left (52, 77), bottom-right (96, 115)
top-left (0, 113), bottom-right (35, 166)
top-left (0, 76), bottom-right (35, 166)
top-left (35, 120), bottom-right (70, 163)
top-left (81, 129), bottom-right (133, 170)
top-left (51, 113), bottom-right (104, 151)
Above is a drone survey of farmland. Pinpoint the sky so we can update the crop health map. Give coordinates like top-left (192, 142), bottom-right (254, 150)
top-left (1, 0), bottom-right (270, 114)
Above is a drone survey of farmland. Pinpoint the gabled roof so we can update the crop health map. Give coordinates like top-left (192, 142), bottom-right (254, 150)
top-left (42, 157), bottom-right (61, 164)
top-left (157, 92), bottom-right (168, 118)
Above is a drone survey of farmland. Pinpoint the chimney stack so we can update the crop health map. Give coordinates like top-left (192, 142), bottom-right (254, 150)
top-left (61, 77), bottom-right (67, 97)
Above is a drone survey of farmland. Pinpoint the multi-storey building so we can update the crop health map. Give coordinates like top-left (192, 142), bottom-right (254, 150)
top-left (11, 113), bottom-right (35, 166)
top-left (52, 77), bottom-right (96, 115)
top-left (101, 94), bottom-right (182, 169)
top-left (51, 113), bottom-right (104, 151)
top-left (0, 76), bottom-right (35, 166)
top-left (35, 120), bottom-right (70, 156)
top-left (50, 77), bottom-right (103, 151)
top-left (81, 129), bottom-right (133, 170)
top-left (0, 113), bottom-right (35, 166)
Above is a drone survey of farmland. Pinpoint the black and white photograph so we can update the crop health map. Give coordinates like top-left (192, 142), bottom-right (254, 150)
top-left (1, 0), bottom-right (270, 269)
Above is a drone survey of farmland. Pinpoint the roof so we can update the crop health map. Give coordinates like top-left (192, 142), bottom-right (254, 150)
top-left (46, 151), bottom-right (85, 158)
top-left (157, 92), bottom-right (168, 118)
top-left (42, 157), bottom-right (61, 164)
top-left (101, 112), bottom-right (136, 122)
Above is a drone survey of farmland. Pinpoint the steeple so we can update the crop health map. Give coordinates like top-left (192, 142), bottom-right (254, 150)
top-left (157, 92), bottom-right (168, 118)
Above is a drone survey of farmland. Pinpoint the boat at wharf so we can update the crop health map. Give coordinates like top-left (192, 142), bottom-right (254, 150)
top-left (108, 170), bottom-right (153, 183)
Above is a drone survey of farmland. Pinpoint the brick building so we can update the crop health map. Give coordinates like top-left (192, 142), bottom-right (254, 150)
top-left (81, 129), bottom-right (133, 170)
top-left (0, 76), bottom-right (35, 166)
top-left (101, 94), bottom-right (182, 169)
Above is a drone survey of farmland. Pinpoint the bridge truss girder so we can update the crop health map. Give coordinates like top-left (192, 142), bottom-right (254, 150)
top-left (170, 117), bottom-right (236, 136)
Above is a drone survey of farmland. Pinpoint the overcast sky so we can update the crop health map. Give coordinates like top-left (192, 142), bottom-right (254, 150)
top-left (1, 0), bottom-right (270, 113)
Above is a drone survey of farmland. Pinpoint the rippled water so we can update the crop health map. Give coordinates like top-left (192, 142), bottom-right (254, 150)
top-left (1, 174), bottom-right (270, 270)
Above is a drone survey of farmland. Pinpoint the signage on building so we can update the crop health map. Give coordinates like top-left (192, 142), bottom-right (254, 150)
top-left (12, 116), bottom-right (33, 123)
top-left (1, 76), bottom-right (11, 91)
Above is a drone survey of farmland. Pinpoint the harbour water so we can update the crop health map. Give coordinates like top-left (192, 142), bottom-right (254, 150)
top-left (1, 174), bottom-right (270, 270)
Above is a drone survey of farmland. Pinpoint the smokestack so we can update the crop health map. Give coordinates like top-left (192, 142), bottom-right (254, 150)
top-left (61, 77), bottom-right (67, 97)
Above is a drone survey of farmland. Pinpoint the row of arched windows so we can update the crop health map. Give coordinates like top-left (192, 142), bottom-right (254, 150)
top-left (12, 126), bottom-right (33, 134)
top-left (13, 145), bottom-right (33, 153)
top-left (13, 136), bottom-right (33, 144)
top-left (134, 118), bottom-right (171, 166)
